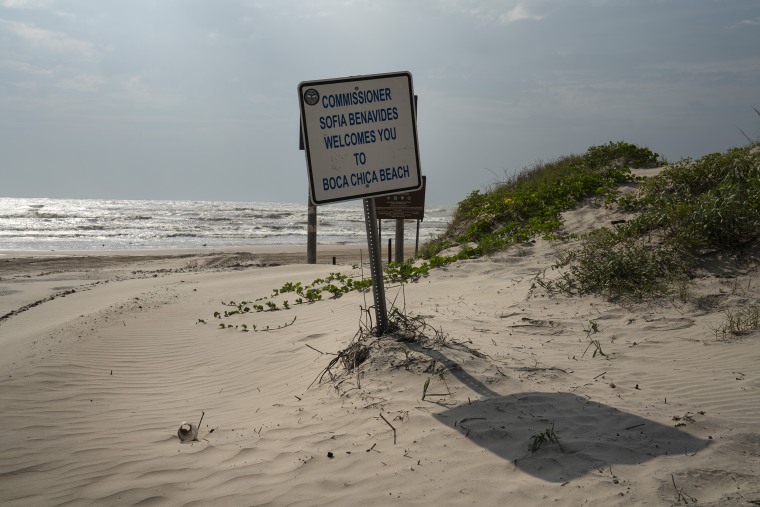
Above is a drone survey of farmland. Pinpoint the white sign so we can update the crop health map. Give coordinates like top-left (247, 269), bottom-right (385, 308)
top-left (298, 71), bottom-right (422, 205)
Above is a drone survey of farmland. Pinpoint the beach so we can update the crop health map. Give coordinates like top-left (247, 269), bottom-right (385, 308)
top-left (1, 228), bottom-right (759, 505)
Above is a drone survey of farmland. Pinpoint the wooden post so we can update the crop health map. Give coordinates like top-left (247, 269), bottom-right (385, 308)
top-left (307, 194), bottom-right (317, 264)
top-left (395, 218), bottom-right (404, 263)
top-left (415, 219), bottom-right (420, 256)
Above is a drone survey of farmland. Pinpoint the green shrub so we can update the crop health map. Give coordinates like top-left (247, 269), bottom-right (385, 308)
top-left (542, 144), bottom-right (759, 300)
top-left (546, 228), bottom-right (685, 300)
top-left (583, 141), bottom-right (660, 169)
top-left (423, 142), bottom-right (648, 259)
top-left (629, 145), bottom-right (760, 252)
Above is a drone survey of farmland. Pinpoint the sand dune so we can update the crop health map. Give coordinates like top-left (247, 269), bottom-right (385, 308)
top-left (1, 234), bottom-right (759, 505)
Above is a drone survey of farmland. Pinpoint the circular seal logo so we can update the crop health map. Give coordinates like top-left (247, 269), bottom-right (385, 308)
top-left (303, 88), bottom-right (319, 106)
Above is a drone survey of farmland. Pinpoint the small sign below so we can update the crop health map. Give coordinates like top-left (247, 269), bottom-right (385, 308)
top-left (298, 71), bottom-right (422, 205)
top-left (374, 176), bottom-right (426, 220)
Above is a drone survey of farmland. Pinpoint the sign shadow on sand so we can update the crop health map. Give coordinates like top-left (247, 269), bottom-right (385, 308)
top-left (413, 346), bottom-right (712, 483)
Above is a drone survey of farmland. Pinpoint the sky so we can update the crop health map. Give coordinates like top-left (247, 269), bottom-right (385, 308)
top-left (1, 0), bottom-right (759, 206)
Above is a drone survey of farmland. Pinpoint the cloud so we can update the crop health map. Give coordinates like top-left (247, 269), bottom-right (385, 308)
top-left (0, 19), bottom-right (97, 60)
top-left (0, 0), bottom-right (54, 8)
top-left (57, 74), bottom-right (106, 93)
top-left (738, 16), bottom-right (760, 26)
top-left (498, 3), bottom-right (543, 23)
top-left (436, 0), bottom-right (543, 24)
top-left (119, 75), bottom-right (182, 109)
top-left (1, 58), bottom-right (55, 76)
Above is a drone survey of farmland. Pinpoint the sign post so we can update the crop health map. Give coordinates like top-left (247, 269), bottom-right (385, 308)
top-left (363, 198), bottom-right (388, 334)
top-left (299, 121), bottom-right (317, 264)
top-left (299, 71), bottom-right (422, 335)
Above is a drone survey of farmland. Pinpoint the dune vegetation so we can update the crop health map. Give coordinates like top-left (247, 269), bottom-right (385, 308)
top-left (421, 137), bottom-right (760, 302)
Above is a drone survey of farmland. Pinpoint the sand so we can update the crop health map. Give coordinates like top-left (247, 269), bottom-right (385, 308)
top-left (1, 222), bottom-right (759, 505)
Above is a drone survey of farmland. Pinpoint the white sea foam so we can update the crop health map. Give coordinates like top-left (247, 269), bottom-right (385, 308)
top-left (0, 197), bottom-right (452, 251)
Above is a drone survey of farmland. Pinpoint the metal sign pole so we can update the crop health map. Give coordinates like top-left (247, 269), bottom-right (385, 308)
top-left (363, 197), bottom-right (388, 336)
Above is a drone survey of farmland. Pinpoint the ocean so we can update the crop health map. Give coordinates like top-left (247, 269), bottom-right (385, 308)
top-left (0, 197), bottom-right (452, 251)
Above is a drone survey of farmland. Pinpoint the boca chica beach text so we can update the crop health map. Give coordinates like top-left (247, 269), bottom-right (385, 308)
top-left (316, 87), bottom-right (411, 192)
